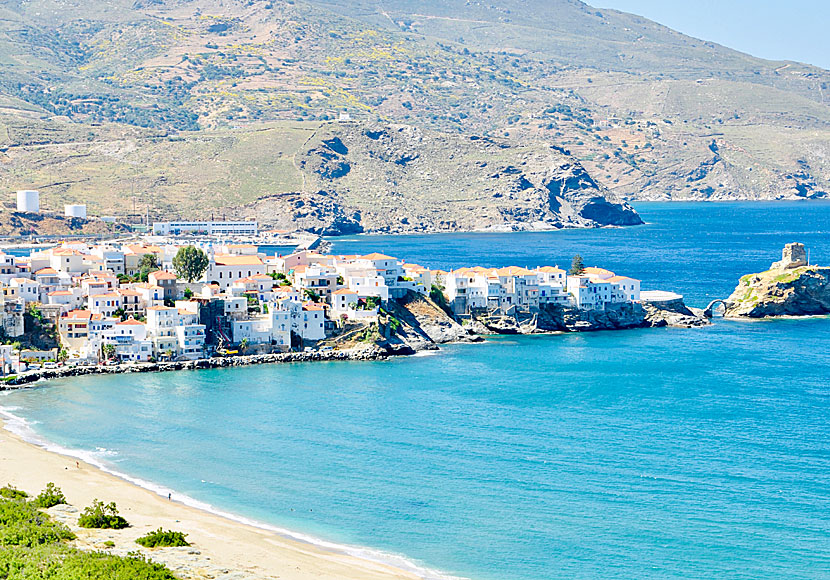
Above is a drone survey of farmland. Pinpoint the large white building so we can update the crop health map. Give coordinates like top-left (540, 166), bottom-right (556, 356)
top-left (152, 221), bottom-right (258, 236)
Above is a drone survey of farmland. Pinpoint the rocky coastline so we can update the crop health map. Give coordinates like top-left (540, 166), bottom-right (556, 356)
top-left (724, 243), bottom-right (830, 318)
top-left (1, 347), bottom-right (399, 388)
top-left (4, 293), bottom-right (708, 389)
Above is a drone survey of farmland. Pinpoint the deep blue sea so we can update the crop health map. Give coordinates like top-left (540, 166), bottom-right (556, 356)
top-left (3, 202), bottom-right (830, 580)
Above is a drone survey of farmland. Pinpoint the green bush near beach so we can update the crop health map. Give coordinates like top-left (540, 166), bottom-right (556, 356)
top-left (0, 544), bottom-right (178, 579)
top-left (78, 500), bottom-right (129, 530)
top-left (33, 483), bottom-right (67, 509)
top-left (136, 528), bottom-right (190, 548)
top-left (0, 495), bottom-right (178, 579)
top-left (0, 485), bottom-right (28, 500)
top-left (0, 498), bottom-right (75, 547)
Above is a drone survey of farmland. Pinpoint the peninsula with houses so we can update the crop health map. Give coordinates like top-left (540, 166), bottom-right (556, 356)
top-left (0, 224), bottom-right (706, 382)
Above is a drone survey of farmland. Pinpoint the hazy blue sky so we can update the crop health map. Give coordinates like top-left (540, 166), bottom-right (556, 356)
top-left (594, 1), bottom-right (830, 70)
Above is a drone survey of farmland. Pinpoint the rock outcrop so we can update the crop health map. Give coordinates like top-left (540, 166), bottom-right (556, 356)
top-left (472, 298), bottom-right (708, 334)
top-left (724, 244), bottom-right (830, 318)
top-left (725, 267), bottom-right (830, 318)
top-left (385, 292), bottom-right (480, 346)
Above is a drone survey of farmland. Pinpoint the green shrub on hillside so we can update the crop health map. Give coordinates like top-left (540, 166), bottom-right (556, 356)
top-left (0, 496), bottom-right (177, 578)
top-left (0, 485), bottom-right (28, 500)
top-left (0, 498), bottom-right (75, 547)
top-left (135, 528), bottom-right (190, 548)
top-left (0, 544), bottom-right (178, 579)
top-left (78, 500), bottom-right (129, 530)
top-left (33, 483), bottom-right (67, 509)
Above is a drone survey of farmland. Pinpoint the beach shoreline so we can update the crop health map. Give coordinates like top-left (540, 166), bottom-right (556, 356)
top-left (0, 415), bottom-right (445, 580)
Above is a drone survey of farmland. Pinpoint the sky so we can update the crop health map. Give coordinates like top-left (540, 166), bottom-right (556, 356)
top-left (593, 1), bottom-right (830, 70)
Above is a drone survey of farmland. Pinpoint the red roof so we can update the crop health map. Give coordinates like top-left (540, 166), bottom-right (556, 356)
top-left (63, 309), bottom-right (92, 320)
top-left (149, 270), bottom-right (177, 281)
top-left (116, 317), bottom-right (144, 326)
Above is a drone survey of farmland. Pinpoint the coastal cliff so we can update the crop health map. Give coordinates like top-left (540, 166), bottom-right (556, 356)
top-left (470, 298), bottom-right (708, 335)
top-left (725, 243), bottom-right (830, 318)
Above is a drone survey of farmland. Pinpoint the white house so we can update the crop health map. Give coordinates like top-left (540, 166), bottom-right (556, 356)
top-left (146, 306), bottom-right (179, 358)
top-left (232, 307), bottom-right (291, 348)
top-left (607, 276), bottom-right (641, 302)
top-left (207, 255), bottom-right (266, 289)
top-left (175, 323), bottom-right (206, 360)
top-left (10, 278), bottom-right (39, 303)
top-left (299, 303), bottom-right (326, 341)
top-left (47, 288), bottom-right (84, 312)
top-left (49, 248), bottom-right (86, 275)
top-left (90, 292), bottom-right (123, 317)
top-left (102, 318), bottom-right (153, 362)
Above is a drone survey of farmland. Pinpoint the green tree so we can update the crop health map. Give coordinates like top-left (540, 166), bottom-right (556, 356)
top-left (137, 254), bottom-right (160, 282)
top-left (57, 348), bottom-right (68, 363)
top-left (183, 287), bottom-right (194, 299)
top-left (172, 246), bottom-right (208, 283)
top-left (101, 344), bottom-right (116, 361)
top-left (569, 254), bottom-right (585, 275)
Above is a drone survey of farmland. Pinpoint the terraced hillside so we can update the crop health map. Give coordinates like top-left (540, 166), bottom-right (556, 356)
top-left (0, 0), bottom-right (828, 234)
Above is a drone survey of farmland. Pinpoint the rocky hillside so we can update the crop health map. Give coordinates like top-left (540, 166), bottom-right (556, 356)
top-left (234, 123), bottom-right (641, 234)
top-left (0, 0), bottom-right (828, 234)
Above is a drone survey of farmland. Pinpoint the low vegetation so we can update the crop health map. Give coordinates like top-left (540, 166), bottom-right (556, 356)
top-left (78, 500), bottom-right (130, 530)
top-left (0, 485), bottom-right (28, 501)
top-left (0, 496), bottom-right (74, 547)
top-left (33, 483), bottom-right (67, 509)
top-left (135, 528), bottom-right (190, 548)
top-left (0, 488), bottom-right (179, 579)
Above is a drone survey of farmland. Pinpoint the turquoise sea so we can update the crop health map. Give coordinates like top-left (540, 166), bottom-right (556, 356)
top-left (2, 202), bottom-right (830, 580)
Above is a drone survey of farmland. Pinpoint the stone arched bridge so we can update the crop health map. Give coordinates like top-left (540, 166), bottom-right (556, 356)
top-left (704, 299), bottom-right (728, 318)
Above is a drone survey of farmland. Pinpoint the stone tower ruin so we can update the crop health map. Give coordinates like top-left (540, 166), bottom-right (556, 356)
top-left (771, 243), bottom-right (807, 271)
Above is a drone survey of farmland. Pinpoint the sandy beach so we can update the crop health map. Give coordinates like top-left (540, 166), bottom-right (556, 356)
top-left (0, 418), bottom-right (426, 580)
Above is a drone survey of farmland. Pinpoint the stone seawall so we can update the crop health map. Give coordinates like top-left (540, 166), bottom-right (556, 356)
top-left (2, 346), bottom-right (392, 388)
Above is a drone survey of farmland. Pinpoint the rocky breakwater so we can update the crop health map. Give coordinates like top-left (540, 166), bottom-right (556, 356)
top-left (2, 347), bottom-right (391, 388)
top-left (724, 243), bottom-right (830, 318)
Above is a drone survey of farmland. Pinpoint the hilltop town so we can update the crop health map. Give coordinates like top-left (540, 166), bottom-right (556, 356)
top-left (0, 220), bottom-right (698, 376)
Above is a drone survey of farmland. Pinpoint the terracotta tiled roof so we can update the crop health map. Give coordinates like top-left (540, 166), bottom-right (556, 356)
top-left (213, 255), bottom-right (263, 267)
top-left (63, 309), bottom-right (92, 320)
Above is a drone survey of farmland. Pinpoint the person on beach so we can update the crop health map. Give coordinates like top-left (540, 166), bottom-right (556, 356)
top-left (168, 492), bottom-right (172, 501)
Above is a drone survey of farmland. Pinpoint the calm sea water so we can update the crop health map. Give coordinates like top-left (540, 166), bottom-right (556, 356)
top-left (3, 202), bottom-right (830, 580)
